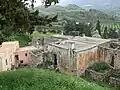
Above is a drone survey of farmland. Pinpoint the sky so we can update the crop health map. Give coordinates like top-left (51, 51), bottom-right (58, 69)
top-left (34, 0), bottom-right (120, 7)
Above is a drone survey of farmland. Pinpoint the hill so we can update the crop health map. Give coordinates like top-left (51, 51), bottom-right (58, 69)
top-left (100, 4), bottom-right (120, 18)
top-left (35, 4), bottom-right (114, 22)
top-left (0, 68), bottom-right (118, 90)
top-left (82, 3), bottom-right (120, 19)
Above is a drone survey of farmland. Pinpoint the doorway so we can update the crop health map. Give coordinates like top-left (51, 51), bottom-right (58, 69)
top-left (53, 54), bottom-right (57, 68)
top-left (110, 55), bottom-right (114, 67)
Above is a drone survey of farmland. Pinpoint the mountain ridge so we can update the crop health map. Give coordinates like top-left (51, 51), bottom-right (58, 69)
top-left (35, 4), bottom-right (115, 22)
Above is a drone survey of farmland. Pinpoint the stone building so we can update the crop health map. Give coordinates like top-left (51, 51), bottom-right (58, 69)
top-left (30, 36), bottom-right (111, 75)
top-left (15, 46), bottom-right (37, 66)
top-left (48, 37), bottom-right (110, 75)
top-left (0, 41), bottom-right (36, 71)
top-left (98, 40), bottom-right (120, 69)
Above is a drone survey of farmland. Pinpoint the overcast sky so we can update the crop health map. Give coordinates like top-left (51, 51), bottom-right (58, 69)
top-left (34, 0), bottom-right (120, 7)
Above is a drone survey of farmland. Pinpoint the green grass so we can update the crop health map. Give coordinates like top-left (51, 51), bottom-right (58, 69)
top-left (0, 68), bottom-right (118, 90)
top-left (8, 34), bottom-right (31, 47)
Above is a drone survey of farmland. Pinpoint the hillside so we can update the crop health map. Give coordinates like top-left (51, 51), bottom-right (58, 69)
top-left (100, 4), bottom-right (120, 18)
top-left (35, 4), bottom-right (113, 22)
top-left (82, 3), bottom-right (120, 19)
top-left (0, 68), bottom-right (118, 90)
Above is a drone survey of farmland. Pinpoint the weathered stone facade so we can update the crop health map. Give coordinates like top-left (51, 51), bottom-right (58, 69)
top-left (30, 36), bottom-right (111, 75)
top-left (76, 47), bottom-right (99, 75)
top-left (48, 44), bottom-right (77, 74)
top-left (31, 36), bottom-right (120, 76)
top-left (98, 41), bottom-right (120, 69)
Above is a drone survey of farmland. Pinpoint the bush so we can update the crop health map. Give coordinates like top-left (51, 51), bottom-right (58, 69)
top-left (88, 62), bottom-right (110, 73)
top-left (8, 33), bottom-right (31, 47)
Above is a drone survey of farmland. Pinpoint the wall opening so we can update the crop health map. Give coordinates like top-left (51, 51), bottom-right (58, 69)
top-left (110, 55), bottom-right (114, 67)
top-left (15, 55), bottom-right (19, 60)
top-left (53, 54), bottom-right (57, 68)
top-left (5, 59), bottom-right (8, 65)
top-left (25, 53), bottom-right (27, 56)
top-left (20, 60), bottom-right (23, 64)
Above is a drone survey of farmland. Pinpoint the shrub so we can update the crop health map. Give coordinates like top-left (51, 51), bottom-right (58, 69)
top-left (88, 62), bottom-right (110, 73)
top-left (8, 33), bottom-right (31, 47)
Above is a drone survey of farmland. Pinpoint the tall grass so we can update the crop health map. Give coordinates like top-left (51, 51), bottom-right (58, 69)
top-left (0, 68), bottom-right (118, 90)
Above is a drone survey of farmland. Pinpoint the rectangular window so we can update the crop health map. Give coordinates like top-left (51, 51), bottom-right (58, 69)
top-left (15, 55), bottom-right (19, 60)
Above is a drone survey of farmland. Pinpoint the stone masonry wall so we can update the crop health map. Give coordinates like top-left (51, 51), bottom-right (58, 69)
top-left (109, 77), bottom-right (120, 87)
top-left (98, 46), bottom-right (120, 69)
top-left (48, 44), bottom-right (77, 74)
top-left (76, 46), bottom-right (98, 75)
top-left (85, 69), bottom-right (111, 82)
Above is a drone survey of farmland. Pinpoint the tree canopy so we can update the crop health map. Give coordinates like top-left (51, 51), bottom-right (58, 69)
top-left (95, 20), bottom-right (101, 36)
top-left (0, 0), bottom-right (59, 43)
top-left (64, 20), bottom-right (92, 37)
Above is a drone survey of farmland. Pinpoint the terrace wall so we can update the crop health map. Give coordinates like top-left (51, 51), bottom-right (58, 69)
top-left (85, 69), bottom-right (111, 82)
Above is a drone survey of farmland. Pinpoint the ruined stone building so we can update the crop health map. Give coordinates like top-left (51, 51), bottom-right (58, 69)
top-left (30, 36), bottom-right (113, 75)
top-left (98, 40), bottom-right (120, 70)
top-left (0, 41), bottom-right (36, 71)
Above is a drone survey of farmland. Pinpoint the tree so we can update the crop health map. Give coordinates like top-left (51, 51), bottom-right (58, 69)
top-left (29, 10), bottom-right (58, 34)
top-left (108, 28), bottom-right (119, 39)
top-left (84, 22), bottom-right (92, 37)
top-left (0, 0), bottom-right (59, 43)
top-left (95, 20), bottom-right (101, 36)
top-left (64, 20), bottom-right (92, 37)
top-left (103, 27), bottom-right (108, 39)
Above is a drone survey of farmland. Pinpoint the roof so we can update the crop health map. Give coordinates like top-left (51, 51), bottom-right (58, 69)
top-left (16, 46), bottom-right (37, 52)
top-left (2, 41), bottom-right (19, 45)
top-left (49, 36), bottom-right (111, 52)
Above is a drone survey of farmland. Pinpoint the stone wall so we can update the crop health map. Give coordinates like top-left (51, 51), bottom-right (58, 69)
top-left (29, 50), bottom-right (43, 67)
top-left (48, 44), bottom-right (77, 74)
top-left (76, 46), bottom-right (98, 75)
top-left (98, 46), bottom-right (120, 69)
top-left (85, 69), bottom-right (111, 82)
top-left (32, 37), bottom-right (67, 46)
top-left (99, 41), bottom-right (111, 48)
top-left (109, 77), bottom-right (120, 87)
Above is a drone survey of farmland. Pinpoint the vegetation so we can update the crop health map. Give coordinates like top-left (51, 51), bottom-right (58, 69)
top-left (95, 20), bottom-right (102, 36)
top-left (31, 31), bottom-right (55, 38)
top-left (88, 62), bottom-right (110, 73)
top-left (100, 22), bottom-right (120, 31)
top-left (108, 28), bottom-right (119, 39)
top-left (0, 0), bottom-right (59, 44)
top-left (0, 68), bottom-right (118, 90)
top-left (103, 27), bottom-right (108, 39)
top-left (64, 20), bottom-right (92, 36)
top-left (8, 34), bottom-right (31, 47)
top-left (35, 4), bottom-right (113, 22)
